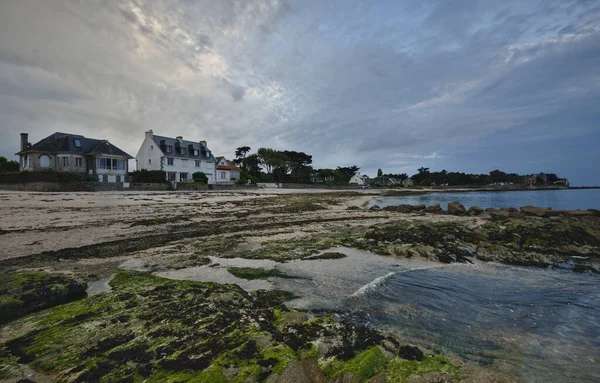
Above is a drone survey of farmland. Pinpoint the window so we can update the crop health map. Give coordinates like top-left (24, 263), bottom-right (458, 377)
top-left (75, 158), bottom-right (83, 167)
top-left (167, 172), bottom-right (176, 181)
top-left (23, 155), bottom-right (29, 169)
top-left (62, 157), bottom-right (69, 167)
top-left (180, 172), bottom-right (188, 182)
top-left (167, 158), bottom-right (174, 166)
top-left (149, 159), bottom-right (151, 164)
top-left (181, 148), bottom-right (187, 155)
top-left (151, 145), bottom-right (153, 151)
top-left (221, 171), bottom-right (226, 179)
top-left (193, 149), bottom-right (199, 156)
top-left (182, 159), bottom-right (188, 168)
top-left (166, 146), bottom-right (173, 153)
top-left (39, 155), bottom-right (50, 168)
top-left (96, 158), bottom-right (120, 170)
top-left (206, 151), bottom-right (210, 158)
top-left (74, 139), bottom-right (81, 148)
top-left (118, 160), bottom-right (126, 170)
top-left (195, 160), bottom-right (201, 168)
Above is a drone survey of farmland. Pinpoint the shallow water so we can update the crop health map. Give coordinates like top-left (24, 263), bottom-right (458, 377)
top-left (130, 246), bottom-right (599, 382)
top-left (345, 264), bottom-right (600, 382)
top-left (368, 188), bottom-right (600, 210)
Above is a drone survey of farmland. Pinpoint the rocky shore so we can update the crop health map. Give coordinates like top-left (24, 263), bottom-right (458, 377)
top-left (1, 190), bottom-right (597, 382)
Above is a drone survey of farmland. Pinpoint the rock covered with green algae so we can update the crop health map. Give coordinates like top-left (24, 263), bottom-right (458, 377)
top-left (0, 270), bottom-right (87, 324)
top-left (346, 216), bottom-right (600, 272)
top-left (0, 271), bottom-right (510, 383)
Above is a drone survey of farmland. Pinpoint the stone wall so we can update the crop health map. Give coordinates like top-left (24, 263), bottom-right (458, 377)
top-left (0, 182), bottom-right (172, 192)
top-left (279, 183), bottom-right (362, 190)
top-left (0, 181), bottom-right (256, 192)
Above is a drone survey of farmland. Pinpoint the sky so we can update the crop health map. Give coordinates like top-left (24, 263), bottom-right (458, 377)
top-left (0, 0), bottom-right (599, 185)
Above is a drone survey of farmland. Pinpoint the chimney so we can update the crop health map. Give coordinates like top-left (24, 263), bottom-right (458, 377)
top-left (200, 140), bottom-right (207, 147)
top-left (145, 130), bottom-right (153, 139)
top-left (176, 136), bottom-right (183, 142)
top-left (20, 133), bottom-right (29, 151)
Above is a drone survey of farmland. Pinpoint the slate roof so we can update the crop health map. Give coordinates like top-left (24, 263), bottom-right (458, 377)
top-left (151, 135), bottom-right (216, 162)
top-left (16, 132), bottom-right (133, 159)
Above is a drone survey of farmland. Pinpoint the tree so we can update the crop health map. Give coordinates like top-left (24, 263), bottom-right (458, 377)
top-left (318, 168), bottom-right (337, 182)
top-left (417, 167), bottom-right (430, 175)
top-left (0, 157), bottom-right (19, 172)
top-left (377, 168), bottom-right (383, 177)
top-left (336, 166), bottom-right (360, 181)
top-left (242, 154), bottom-right (262, 176)
top-left (235, 146), bottom-right (251, 160)
top-left (257, 148), bottom-right (290, 174)
top-left (282, 151), bottom-right (312, 174)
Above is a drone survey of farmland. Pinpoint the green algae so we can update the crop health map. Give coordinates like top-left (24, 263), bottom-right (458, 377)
top-left (323, 346), bottom-right (388, 381)
top-left (385, 355), bottom-right (461, 383)
top-left (0, 270), bottom-right (411, 382)
top-left (0, 270), bottom-right (87, 324)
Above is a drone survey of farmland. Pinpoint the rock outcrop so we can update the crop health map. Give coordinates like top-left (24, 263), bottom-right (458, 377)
top-left (447, 201), bottom-right (467, 215)
top-left (396, 204), bottom-right (413, 213)
top-left (424, 204), bottom-right (443, 213)
top-left (0, 270), bottom-right (87, 324)
top-left (467, 206), bottom-right (484, 216)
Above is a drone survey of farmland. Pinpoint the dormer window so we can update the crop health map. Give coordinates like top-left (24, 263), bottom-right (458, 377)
top-left (193, 149), bottom-right (199, 156)
top-left (166, 146), bottom-right (173, 153)
top-left (74, 139), bottom-right (81, 148)
top-left (181, 148), bottom-right (187, 155)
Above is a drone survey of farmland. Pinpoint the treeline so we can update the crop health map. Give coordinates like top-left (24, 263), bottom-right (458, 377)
top-left (395, 168), bottom-right (561, 187)
top-left (232, 147), bottom-right (359, 184)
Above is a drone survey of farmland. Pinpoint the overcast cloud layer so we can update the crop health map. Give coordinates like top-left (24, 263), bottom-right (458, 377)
top-left (1, 0), bottom-right (599, 184)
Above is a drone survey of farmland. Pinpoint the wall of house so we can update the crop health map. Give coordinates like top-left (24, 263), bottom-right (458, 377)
top-left (216, 169), bottom-right (231, 183)
top-left (20, 153), bottom-right (89, 172)
top-left (135, 133), bottom-right (163, 171)
top-left (164, 157), bottom-right (216, 184)
top-left (56, 154), bottom-right (87, 173)
top-left (94, 156), bottom-right (128, 183)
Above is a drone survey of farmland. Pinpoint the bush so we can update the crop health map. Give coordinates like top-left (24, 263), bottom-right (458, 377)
top-left (129, 170), bottom-right (168, 183)
top-left (192, 172), bottom-right (208, 183)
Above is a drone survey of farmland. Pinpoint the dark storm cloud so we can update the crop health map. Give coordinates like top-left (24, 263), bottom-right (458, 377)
top-left (0, 0), bottom-right (599, 184)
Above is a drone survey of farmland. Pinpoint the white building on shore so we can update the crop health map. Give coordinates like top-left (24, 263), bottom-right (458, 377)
top-left (135, 130), bottom-right (217, 184)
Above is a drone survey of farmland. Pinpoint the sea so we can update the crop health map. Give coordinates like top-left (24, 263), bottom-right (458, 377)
top-left (366, 188), bottom-right (600, 210)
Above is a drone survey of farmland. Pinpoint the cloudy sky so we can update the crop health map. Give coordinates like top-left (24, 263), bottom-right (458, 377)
top-left (1, 0), bottom-right (599, 184)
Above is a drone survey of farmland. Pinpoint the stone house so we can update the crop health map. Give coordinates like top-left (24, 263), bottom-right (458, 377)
top-left (135, 130), bottom-right (217, 184)
top-left (15, 132), bottom-right (133, 182)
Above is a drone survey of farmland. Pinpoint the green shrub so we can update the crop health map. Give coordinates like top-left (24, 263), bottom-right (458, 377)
top-left (192, 172), bottom-right (208, 183)
top-left (128, 170), bottom-right (168, 183)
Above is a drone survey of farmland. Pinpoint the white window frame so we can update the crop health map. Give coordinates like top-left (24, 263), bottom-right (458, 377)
top-left (167, 158), bottom-right (174, 166)
top-left (195, 160), bottom-right (201, 168)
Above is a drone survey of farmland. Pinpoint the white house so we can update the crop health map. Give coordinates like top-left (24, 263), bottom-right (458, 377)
top-left (215, 157), bottom-right (242, 184)
top-left (349, 173), bottom-right (365, 185)
top-left (135, 130), bottom-right (217, 184)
